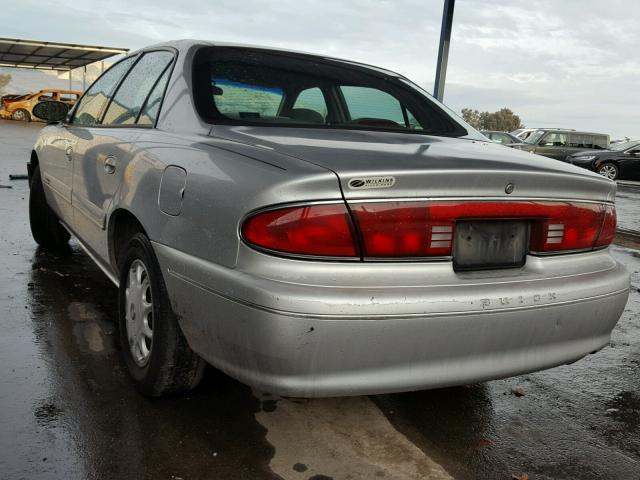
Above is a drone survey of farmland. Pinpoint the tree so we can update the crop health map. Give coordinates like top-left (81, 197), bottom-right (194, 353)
top-left (0, 74), bottom-right (11, 96)
top-left (461, 107), bottom-right (524, 132)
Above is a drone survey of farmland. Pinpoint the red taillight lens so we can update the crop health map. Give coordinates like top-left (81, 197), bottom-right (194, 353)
top-left (594, 205), bottom-right (616, 247)
top-left (241, 204), bottom-right (358, 257)
top-left (242, 201), bottom-right (616, 260)
top-left (350, 201), bottom-right (616, 257)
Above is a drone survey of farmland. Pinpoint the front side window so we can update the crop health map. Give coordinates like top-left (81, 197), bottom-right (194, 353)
top-left (610, 140), bottom-right (640, 152)
top-left (102, 51), bottom-right (174, 126)
top-left (525, 130), bottom-right (545, 144)
top-left (539, 132), bottom-right (567, 147)
top-left (137, 68), bottom-right (172, 126)
top-left (71, 56), bottom-right (136, 126)
top-left (193, 47), bottom-right (466, 137)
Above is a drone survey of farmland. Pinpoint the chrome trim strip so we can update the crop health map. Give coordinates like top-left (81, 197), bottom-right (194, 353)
top-left (348, 196), bottom-right (615, 205)
top-left (60, 221), bottom-right (119, 286)
top-left (167, 267), bottom-right (629, 320)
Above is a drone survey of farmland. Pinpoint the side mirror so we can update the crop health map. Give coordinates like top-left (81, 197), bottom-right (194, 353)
top-left (31, 101), bottom-right (70, 123)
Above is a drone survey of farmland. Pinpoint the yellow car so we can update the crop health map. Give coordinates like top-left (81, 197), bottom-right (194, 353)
top-left (1, 89), bottom-right (82, 122)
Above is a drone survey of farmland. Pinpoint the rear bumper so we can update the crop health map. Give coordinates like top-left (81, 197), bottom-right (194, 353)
top-left (155, 243), bottom-right (630, 397)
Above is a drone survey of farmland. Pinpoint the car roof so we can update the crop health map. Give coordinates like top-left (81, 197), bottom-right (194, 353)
top-left (534, 128), bottom-right (607, 136)
top-left (133, 39), bottom-right (404, 78)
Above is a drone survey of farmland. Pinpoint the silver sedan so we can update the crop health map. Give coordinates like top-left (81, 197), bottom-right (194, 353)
top-left (27, 40), bottom-right (629, 397)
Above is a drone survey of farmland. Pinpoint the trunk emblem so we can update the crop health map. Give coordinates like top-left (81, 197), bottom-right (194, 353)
top-left (505, 183), bottom-right (515, 194)
top-left (348, 176), bottom-right (396, 189)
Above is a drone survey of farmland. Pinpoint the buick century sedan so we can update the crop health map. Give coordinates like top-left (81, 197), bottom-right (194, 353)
top-left (27, 40), bottom-right (629, 397)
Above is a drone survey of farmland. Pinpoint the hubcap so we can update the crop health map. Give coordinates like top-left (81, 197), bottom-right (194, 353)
top-left (14, 110), bottom-right (24, 121)
top-left (125, 260), bottom-right (153, 367)
top-left (599, 165), bottom-right (617, 180)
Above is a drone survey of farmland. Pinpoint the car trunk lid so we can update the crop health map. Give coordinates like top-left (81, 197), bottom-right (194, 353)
top-left (210, 125), bottom-right (615, 204)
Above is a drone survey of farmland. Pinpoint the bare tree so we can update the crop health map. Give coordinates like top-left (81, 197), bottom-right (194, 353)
top-left (462, 107), bottom-right (524, 132)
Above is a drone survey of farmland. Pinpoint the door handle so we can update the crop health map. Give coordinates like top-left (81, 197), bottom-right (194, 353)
top-left (65, 146), bottom-right (73, 161)
top-left (104, 156), bottom-right (117, 174)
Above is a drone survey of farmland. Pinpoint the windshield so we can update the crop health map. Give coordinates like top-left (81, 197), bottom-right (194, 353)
top-left (525, 130), bottom-right (545, 144)
top-left (193, 47), bottom-right (468, 137)
top-left (609, 140), bottom-right (640, 151)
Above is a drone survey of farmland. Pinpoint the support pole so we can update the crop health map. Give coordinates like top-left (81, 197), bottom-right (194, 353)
top-left (433, 0), bottom-right (455, 101)
top-left (83, 65), bottom-right (86, 91)
top-left (68, 69), bottom-right (72, 90)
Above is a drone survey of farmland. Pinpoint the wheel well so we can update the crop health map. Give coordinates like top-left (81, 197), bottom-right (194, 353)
top-left (30, 150), bottom-right (39, 167)
top-left (109, 210), bottom-right (147, 274)
top-left (28, 151), bottom-right (39, 186)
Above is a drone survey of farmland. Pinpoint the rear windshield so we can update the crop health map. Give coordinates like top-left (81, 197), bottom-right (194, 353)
top-left (192, 47), bottom-right (468, 137)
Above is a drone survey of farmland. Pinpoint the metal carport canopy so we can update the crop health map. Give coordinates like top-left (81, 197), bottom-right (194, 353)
top-left (0, 37), bottom-right (128, 71)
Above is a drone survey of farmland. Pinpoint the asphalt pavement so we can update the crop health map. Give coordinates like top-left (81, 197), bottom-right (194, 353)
top-left (1, 119), bottom-right (640, 480)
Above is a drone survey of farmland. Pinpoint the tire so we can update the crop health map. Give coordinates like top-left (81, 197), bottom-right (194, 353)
top-left (118, 233), bottom-right (206, 396)
top-left (29, 165), bottom-right (70, 250)
top-left (12, 108), bottom-right (30, 122)
top-left (597, 162), bottom-right (619, 180)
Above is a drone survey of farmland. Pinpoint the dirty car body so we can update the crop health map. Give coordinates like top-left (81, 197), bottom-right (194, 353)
top-left (29, 40), bottom-right (630, 397)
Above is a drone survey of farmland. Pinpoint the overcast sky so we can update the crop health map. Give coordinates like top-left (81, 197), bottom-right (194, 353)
top-left (4, 0), bottom-right (639, 138)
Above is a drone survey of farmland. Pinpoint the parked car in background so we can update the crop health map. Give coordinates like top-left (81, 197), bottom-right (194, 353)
top-left (27, 40), bottom-right (628, 398)
top-left (511, 128), bottom-right (538, 140)
top-left (481, 130), bottom-right (524, 146)
top-left (511, 127), bottom-right (576, 142)
top-left (568, 139), bottom-right (640, 180)
top-left (0, 89), bottom-right (82, 121)
top-left (1, 93), bottom-right (27, 106)
top-left (512, 129), bottom-right (609, 161)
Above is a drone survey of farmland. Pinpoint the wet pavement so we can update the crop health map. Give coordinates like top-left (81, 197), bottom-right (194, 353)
top-left (615, 184), bottom-right (640, 233)
top-left (1, 119), bottom-right (640, 479)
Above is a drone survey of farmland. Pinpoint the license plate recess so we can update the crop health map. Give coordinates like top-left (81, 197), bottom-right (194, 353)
top-left (453, 220), bottom-right (528, 271)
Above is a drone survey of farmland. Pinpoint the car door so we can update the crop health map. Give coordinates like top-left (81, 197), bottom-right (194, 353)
top-left (69, 50), bottom-right (175, 259)
top-left (62, 56), bottom-right (137, 252)
top-left (37, 123), bottom-right (76, 222)
top-left (622, 146), bottom-right (640, 179)
top-left (534, 132), bottom-right (568, 160)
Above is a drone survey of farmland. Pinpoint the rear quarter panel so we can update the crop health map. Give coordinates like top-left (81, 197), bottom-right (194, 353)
top-left (108, 130), bottom-right (341, 269)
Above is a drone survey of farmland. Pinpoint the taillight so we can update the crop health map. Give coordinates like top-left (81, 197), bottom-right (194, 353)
top-left (349, 201), bottom-right (616, 257)
top-left (241, 203), bottom-right (358, 257)
top-left (594, 205), bottom-right (616, 247)
top-left (241, 201), bottom-right (616, 260)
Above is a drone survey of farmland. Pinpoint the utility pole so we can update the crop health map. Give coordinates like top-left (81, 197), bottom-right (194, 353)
top-left (433, 0), bottom-right (455, 101)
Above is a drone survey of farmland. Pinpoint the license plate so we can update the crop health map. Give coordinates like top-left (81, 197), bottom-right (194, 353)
top-left (453, 221), bottom-right (528, 271)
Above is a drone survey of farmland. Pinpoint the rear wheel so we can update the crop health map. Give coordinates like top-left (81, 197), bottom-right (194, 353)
top-left (12, 108), bottom-right (30, 122)
top-left (118, 233), bottom-right (206, 396)
top-left (29, 165), bottom-right (70, 250)
top-left (597, 162), bottom-right (619, 180)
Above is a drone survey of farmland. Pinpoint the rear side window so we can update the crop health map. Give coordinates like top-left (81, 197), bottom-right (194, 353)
top-left (341, 86), bottom-right (405, 126)
top-left (72, 57), bottom-right (136, 126)
top-left (292, 87), bottom-right (327, 120)
top-left (102, 51), bottom-right (174, 126)
top-left (491, 132), bottom-right (511, 144)
top-left (593, 135), bottom-right (608, 149)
